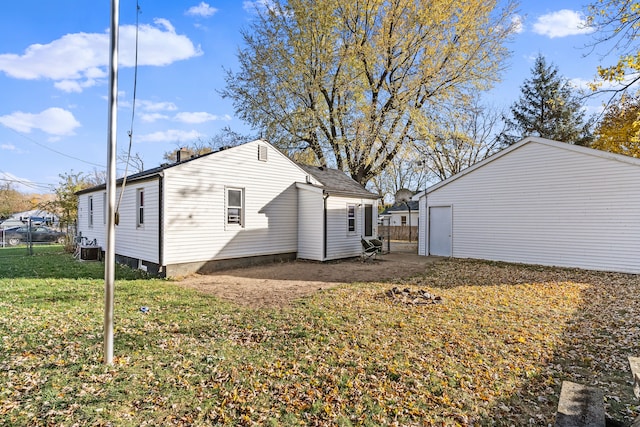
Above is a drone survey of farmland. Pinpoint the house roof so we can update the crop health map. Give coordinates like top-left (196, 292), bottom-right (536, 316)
top-left (413, 136), bottom-right (640, 200)
top-left (76, 140), bottom-right (378, 200)
top-left (296, 163), bottom-right (379, 199)
top-left (380, 200), bottom-right (419, 215)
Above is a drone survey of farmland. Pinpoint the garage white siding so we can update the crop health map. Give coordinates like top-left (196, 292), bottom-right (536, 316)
top-left (417, 196), bottom-right (427, 256)
top-left (419, 137), bottom-right (640, 274)
top-left (163, 141), bottom-right (308, 265)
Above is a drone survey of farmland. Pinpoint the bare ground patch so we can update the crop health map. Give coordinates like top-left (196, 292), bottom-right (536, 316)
top-left (175, 253), bottom-right (439, 308)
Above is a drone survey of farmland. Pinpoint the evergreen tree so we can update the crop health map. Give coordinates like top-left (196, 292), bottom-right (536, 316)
top-left (499, 55), bottom-right (594, 146)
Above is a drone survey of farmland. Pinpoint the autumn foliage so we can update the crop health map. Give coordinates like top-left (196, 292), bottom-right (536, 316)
top-left (593, 94), bottom-right (640, 157)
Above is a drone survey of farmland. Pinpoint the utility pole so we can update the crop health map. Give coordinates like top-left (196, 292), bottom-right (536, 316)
top-left (104, 0), bottom-right (119, 365)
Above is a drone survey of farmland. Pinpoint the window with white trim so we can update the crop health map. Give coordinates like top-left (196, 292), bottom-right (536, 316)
top-left (136, 189), bottom-right (144, 227)
top-left (88, 196), bottom-right (94, 228)
top-left (226, 188), bottom-right (244, 227)
top-left (347, 204), bottom-right (356, 233)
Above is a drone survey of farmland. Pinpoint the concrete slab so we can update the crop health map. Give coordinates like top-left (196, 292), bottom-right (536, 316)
top-left (555, 381), bottom-right (605, 427)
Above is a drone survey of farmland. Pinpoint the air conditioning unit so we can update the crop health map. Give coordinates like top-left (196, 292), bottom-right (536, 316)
top-left (80, 245), bottom-right (102, 261)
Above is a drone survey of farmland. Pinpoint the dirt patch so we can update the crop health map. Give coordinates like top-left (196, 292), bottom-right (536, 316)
top-left (175, 253), bottom-right (440, 308)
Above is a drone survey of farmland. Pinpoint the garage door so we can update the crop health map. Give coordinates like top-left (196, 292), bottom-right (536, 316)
top-left (429, 206), bottom-right (452, 256)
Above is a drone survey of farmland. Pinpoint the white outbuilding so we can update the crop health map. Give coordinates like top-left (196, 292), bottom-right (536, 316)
top-left (415, 136), bottom-right (640, 274)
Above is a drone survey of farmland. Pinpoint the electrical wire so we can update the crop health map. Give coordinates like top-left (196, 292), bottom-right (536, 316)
top-left (5, 127), bottom-right (105, 168)
top-left (115, 0), bottom-right (141, 223)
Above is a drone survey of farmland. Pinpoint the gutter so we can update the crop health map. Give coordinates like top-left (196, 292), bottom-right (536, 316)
top-left (323, 192), bottom-right (329, 260)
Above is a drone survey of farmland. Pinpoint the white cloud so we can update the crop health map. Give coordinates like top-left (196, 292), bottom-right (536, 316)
top-left (140, 112), bottom-right (170, 123)
top-left (0, 19), bottom-right (202, 92)
top-left (511, 15), bottom-right (524, 34)
top-left (243, 0), bottom-right (275, 13)
top-left (0, 107), bottom-right (80, 136)
top-left (1, 143), bottom-right (16, 151)
top-left (138, 100), bottom-right (178, 112)
top-left (186, 2), bottom-right (218, 17)
top-left (174, 112), bottom-right (231, 124)
top-left (533, 10), bottom-right (594, 38)
top-left (138, 129), bottom-right (203, 143)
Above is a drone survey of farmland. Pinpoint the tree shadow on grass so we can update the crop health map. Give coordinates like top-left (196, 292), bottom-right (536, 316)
top-left (441, 262), bottom-right (640, 426)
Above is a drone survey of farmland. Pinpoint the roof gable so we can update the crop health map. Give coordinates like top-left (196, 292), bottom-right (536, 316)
top-left (76, 140), bottom-right (378, 199)
top-left (414, 136), bottom-right (640, 199)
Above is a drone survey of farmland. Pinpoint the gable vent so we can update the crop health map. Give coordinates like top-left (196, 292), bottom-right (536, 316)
top-left (258, 145), bottom-right (268, 161)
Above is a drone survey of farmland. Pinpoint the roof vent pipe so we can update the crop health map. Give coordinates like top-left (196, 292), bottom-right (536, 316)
top-left (176, 148), bottom-right (189, 163)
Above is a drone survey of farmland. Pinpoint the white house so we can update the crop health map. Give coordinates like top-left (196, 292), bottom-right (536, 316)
top-left (379, 201), bottom-right (419, 227)
top-left (415, 136), bottom-right (640, 274)
top-left (76, 140), bottom-right (379, 276)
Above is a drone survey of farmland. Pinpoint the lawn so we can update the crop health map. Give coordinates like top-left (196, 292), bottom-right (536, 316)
top-left (1, 249), bottom-right (639, 426)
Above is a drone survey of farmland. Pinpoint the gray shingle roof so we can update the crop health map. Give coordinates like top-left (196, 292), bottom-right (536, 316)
top-left (297, 163), bottom-right (379, 199)
top-left (380, 200), bottom-right (419, 215)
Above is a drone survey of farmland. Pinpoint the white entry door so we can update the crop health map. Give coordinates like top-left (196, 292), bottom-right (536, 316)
top-left (429, 206), bottom-right (452, 256)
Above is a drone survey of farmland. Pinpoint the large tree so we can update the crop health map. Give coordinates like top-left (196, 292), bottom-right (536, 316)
top-left (416, 96), bottom-right (504, 181)
top-left (587, 0), bottom-right (640, 95)
top-left (222, 0), bottom-right (517, 185)
top-left (44, 171), bottom-right (93, 230)
top-left (593, 93), bottom-right (640, 157)
top-left (499, 55), bottom-right (594, 146)
top-left (0, 183), bottom-right (32, 219)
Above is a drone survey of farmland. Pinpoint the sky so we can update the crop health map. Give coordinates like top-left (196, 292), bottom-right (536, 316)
top-left (0, 0), bottom-right (617, 194)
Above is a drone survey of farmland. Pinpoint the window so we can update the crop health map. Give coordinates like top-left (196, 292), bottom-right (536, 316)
top-left (364, 204), bottom-right (373, 237)
top-left (401, 215), bottom-right (407, 226)
top-left (227, 188), bottom-right (244, 226)
top-left (88, 196), bottom-right (94, 227)
top-left (347, 204), bottom-right (356, 233)
top-left (137, 189), bottom-right (144, 227)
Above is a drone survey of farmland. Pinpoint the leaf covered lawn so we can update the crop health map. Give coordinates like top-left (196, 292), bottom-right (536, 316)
top-left (1, 256), bottom-right (639, 426)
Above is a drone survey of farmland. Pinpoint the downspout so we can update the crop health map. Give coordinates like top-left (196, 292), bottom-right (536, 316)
top-left (158, 174), bottom-right (164, 276)
top-left (407, 201), bottom-right (412, 242)
top-left (323, 192), bottom-right (329, 261)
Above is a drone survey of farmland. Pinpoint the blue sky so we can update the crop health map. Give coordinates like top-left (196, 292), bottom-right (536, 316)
top-left (0, 1), bottom-right (615, 194)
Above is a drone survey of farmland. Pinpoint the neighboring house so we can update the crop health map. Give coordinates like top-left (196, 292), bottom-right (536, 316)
top-left (8, 209), bottom-right (59, 226)
top-left (415, 136), bottom-right (640, 274)
top-left (76, 140), bottom-right (379, 276)
top-left (379, 201), bottom-right (419, 227)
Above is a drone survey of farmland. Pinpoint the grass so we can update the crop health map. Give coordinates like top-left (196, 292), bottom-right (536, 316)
top-left (1, 251), bottom-right (639, 426)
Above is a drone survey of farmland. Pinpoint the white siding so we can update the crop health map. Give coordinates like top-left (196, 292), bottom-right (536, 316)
top-left (114, 181), bottom-right (160, 264)
top-left (77, 182), bottom-right (160, 264)
top-left (296, 184), bottom-right (324, 261)
top-left (325, 196), bottom-right (377, 260)
top-left (77, 191), bottom-right (107, 246)
top-left (386, 211), bottom-right (419, 226)
top-left (422, 138), bottom-right (640, 274)
top-left (418, 196), bottom-right (427, 256)
top-left (163, 141), bottom-right (308, 264)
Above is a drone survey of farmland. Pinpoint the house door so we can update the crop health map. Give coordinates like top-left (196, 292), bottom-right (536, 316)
top-left (429, 206), bottom-right (452, 256)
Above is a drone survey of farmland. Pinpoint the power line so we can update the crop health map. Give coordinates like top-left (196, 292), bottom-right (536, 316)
top-left (0, 177), bottom-right (53, 189)
top-left (5, 126), bottom-right (106, 168)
